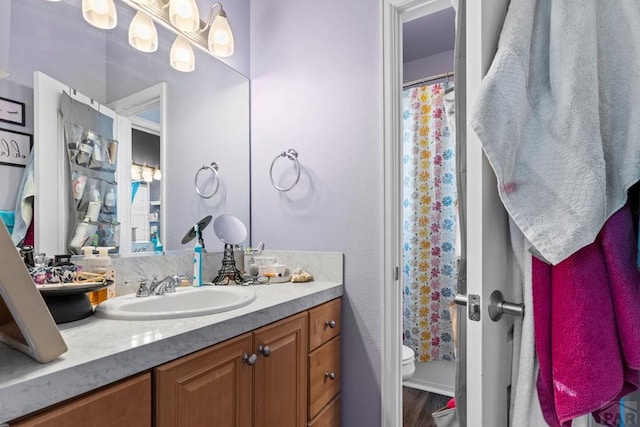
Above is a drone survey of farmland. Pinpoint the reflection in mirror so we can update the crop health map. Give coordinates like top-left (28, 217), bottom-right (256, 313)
top-left (108, 82), bottom-right (166, 254)
top-left (2, 0), bottom-right (250, 256)
top-left (131, 114), bottom-right (162, 252)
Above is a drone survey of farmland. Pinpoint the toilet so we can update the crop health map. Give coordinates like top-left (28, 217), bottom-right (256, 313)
top-left (402, 345), bottom-right (416, 380)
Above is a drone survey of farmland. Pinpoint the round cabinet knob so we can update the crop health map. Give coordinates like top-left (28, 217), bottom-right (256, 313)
top-left (242, 353), bottom-right (257, 365)
top-left (257, 345), bottom-right (271, 357)
top-left (324, 371), bottom-right (336, 380)
top-left (325, 320), bottom-right (336, 329)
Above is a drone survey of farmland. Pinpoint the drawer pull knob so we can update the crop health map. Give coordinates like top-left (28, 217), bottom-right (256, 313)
top-left (242, 353), bottom-right (257, 365)
top-left (325, 320), bottom-right (336, 329)
top-left (257, 345), bottom-right (271, 357)
top-left (325, 371), bottom-right (336, 380)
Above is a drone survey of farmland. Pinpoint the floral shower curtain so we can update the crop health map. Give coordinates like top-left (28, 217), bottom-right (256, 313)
top-left (402, 82), bottom-right (457, 362)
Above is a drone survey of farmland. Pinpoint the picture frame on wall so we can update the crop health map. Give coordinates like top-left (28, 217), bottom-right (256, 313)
top-left (0, 128), bottom-right (32, 168)
top-left (0, 96), bottom-right (26, 126)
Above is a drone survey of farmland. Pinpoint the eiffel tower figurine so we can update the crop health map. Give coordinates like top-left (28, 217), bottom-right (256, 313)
top-left (212, 243), bottom-right (244, 285)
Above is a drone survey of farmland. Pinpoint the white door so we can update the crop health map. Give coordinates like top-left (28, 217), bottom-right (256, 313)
top-left (34, 72), bottom-right (118, 255)
top-left (464, 0), bottom-right (512, 424)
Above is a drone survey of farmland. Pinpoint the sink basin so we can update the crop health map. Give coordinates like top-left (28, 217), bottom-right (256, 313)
top-left (94, 285), bottom-right (256, 320)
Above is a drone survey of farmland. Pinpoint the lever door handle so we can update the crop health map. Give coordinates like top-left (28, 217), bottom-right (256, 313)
top-left (488, 290), bottom-right (524, 321)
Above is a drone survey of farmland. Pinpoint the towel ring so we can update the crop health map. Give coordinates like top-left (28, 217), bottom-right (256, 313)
top-left (269, 149), bottom-right (300, 192)
top-left (195, 162), bottom-right (220, 199)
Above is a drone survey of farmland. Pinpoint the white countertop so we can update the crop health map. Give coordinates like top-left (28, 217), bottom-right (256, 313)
top-left (0, 281), bottom-right (343, 423)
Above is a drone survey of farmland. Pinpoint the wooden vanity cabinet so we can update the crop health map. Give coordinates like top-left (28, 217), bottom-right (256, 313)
top-left (9, 298), bottom-right (340, 427)
top-left (10, 372), bottom-right (151, 427)
top-left (154, 312), bottom-right (307, 427)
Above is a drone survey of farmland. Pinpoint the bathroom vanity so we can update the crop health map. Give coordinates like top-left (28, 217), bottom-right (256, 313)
top-left (0, 279), bottom-right (343, 426)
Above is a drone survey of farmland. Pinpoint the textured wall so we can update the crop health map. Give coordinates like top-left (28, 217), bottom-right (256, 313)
top-left (250, 0), bottom-right (383, 424)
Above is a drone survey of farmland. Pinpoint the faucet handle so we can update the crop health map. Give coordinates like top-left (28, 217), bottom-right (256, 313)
top-left (164, 275), bottom-right (181, 293)
top-left (134, 278), bottom-right (150, 298)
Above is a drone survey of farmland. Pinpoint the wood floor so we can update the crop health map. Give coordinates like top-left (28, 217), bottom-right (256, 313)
top-left (403, 387), bottom-right (452, 427)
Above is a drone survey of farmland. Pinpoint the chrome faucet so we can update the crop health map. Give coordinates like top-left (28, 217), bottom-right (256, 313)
top-left (148, 274), bottom-right (180, 295)
top-left (135, 274), bottom-right (191, 297)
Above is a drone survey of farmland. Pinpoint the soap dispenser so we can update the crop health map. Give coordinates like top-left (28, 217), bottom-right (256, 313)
top-left (83, 246), bottom-right (115, 305)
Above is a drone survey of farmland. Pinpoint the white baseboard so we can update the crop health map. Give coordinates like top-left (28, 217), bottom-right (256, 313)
top-left (403, 360), bottom-right (455, 397)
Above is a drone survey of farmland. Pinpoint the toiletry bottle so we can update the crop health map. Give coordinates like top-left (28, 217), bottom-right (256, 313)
top-left (70, 220), bottom-right (90, 248)
top-left (104, 188), bottom-right (116, 209)
top-left (76, 137), bottom-right (94, 166)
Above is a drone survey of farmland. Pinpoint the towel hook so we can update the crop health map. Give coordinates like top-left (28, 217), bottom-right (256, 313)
top-left (269, 149), bottom-right (300, 192)
top-left (194, 162), bottom-right (220, 199)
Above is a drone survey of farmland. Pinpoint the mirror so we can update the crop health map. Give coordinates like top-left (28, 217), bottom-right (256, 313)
top-left (1, 0), bottom-right (250, 255)
top-left (213, 214), bottom-right (247, 245)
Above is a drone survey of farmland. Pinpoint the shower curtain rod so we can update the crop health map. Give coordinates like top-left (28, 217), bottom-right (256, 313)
top-left (403, 71), bottom-right (454, 89)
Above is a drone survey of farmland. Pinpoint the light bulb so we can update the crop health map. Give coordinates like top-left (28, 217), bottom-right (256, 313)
top-left (169, 0), bottom-right (200, 32)
top-left (131, 164), bottom-right (142, 181)
top-left (170, 36), bottom-right (195, 72)
top-left (208, 11), bottom-right (234, 57)
top-left (142, 165), bottom-right (153, 183)
top-left (82, 0), bottom-right (117, 30)
top-left (129, 11), bottom-right (158, 52)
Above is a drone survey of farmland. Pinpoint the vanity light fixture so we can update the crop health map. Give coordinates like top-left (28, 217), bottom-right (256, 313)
top-left (170, 35), bottom-right (195, 72)
top-left (131, 162), bottom-right (162, 181)
top-left (82, 0), bottom-right (117, 30)
top-left (129, 11), bottom-right (158, 52)
top-left (126, 0), bottom-right (235, 60)
top-left (57, 0), bottom-right (234, 71)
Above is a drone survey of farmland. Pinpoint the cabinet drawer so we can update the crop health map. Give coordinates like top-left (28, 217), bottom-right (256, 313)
top-left (308, 394), bottom-right (340, 427)
top-left (308, 336), bottom-right (341, 420)
top-left (309, 299), bottom-right (341, 351)
top-left (11, 373), bottom-right (151, 427)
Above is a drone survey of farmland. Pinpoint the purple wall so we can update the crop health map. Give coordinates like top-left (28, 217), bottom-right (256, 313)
top-left (404, 49), bottom-right (454, 84)
top-left (250, 0), bottom-right (383, 424)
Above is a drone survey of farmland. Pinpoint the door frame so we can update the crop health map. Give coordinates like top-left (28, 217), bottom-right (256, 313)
top-left (380, 1), bottom-right (453, 426)
top-left (381, 0), bottom-right (511, 425)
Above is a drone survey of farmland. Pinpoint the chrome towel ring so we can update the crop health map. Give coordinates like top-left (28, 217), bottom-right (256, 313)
top-left (195, 162), bottom-right (220, 199)
top-left (270, 149), bottom-right (300, 192)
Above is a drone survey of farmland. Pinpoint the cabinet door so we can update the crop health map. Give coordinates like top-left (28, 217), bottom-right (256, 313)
top-left (253, 312), bottom-right (308, 427)
top-left (154, 333), bottom-right (253, 427)
top-left (11, 372), bottom-right (151, 427)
